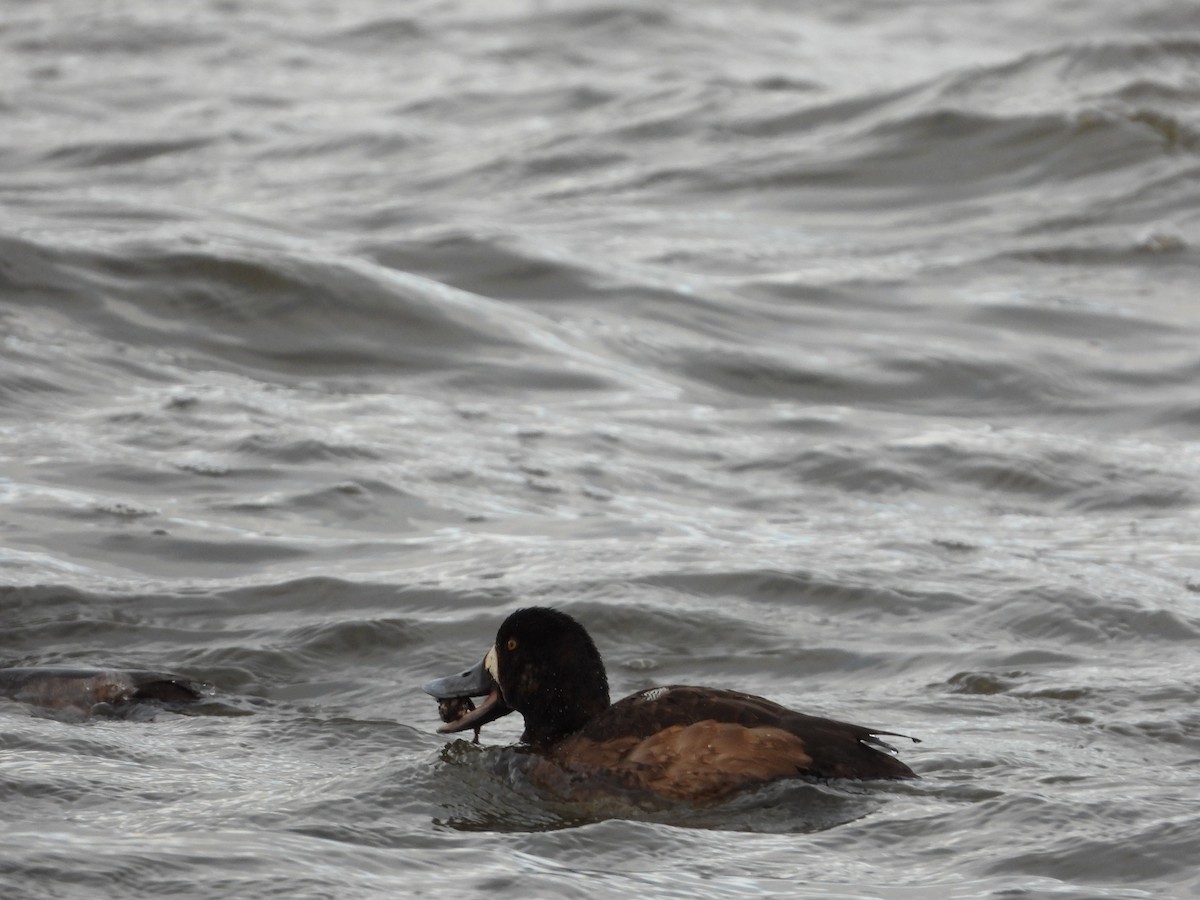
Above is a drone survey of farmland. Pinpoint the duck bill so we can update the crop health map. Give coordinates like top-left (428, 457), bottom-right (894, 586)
top-left (422, 652), bottom-right (512, 734)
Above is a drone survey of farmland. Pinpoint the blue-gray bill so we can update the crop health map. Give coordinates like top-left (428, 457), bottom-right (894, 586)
top-left (423, 656), bottom-right (511, 737)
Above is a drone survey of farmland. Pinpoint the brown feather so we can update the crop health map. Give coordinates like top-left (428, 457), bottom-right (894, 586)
top-left (538, 721), bottom-right (816, 802)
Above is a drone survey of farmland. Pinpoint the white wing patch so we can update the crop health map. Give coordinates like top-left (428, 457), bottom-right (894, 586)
top-left (639, 687), bottom-right (670, 702)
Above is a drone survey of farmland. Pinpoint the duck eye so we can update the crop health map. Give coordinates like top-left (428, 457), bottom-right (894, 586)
top-left (506, 638), bottom-right (518, 651)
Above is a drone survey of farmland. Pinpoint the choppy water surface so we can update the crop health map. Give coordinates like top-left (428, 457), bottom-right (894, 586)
top-left (3, 1), bottom-right (1200, 897)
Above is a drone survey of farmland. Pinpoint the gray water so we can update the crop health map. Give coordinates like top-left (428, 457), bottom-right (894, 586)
top-left (3, 1), bottom-right (1200, 897)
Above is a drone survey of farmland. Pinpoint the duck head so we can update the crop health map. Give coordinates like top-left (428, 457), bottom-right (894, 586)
top-left (423, 607), bottom-right (611, 747)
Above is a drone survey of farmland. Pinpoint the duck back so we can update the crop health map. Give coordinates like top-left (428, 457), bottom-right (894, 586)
top-left (536, 685), bottom-right (915, 801)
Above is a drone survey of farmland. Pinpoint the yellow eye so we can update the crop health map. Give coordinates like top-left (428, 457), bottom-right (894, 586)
top-left (506, 638), bottom-right (518, 651)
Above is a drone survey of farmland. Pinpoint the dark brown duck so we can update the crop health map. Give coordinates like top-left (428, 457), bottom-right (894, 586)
top-left (423, 607), bottom-right (919, 803)
top-left (0, 667), bottom-right (203, 716)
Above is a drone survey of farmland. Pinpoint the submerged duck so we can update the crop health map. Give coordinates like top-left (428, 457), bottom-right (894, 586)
top-left (0, 667), bottom-right (203, 716)
top-left (423, 607), bottom-right (918, 802)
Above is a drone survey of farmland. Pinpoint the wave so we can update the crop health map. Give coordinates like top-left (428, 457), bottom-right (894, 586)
top-left (0, 231), bottom-right (654, 393)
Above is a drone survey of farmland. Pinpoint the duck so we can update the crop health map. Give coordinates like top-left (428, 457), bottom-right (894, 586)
top-left (0, 667), bottom-right (203, 716)
top-left (423, 607), bottom-right (918, 803)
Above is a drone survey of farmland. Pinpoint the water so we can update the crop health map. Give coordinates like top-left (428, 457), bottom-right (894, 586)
top-left (3, 0), bottom-right (1199, 897)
